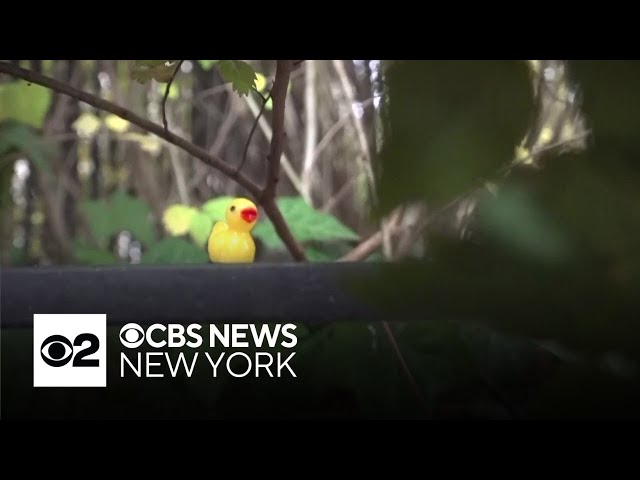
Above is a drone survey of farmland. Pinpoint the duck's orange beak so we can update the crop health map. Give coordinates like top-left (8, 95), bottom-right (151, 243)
top-left (240, 207), bottom-right (258, 223)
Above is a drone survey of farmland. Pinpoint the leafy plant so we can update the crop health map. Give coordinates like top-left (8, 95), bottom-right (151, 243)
top-left (80, 190), bottom-right (157, 249)
top-left (0, 80), bottom-right (52, 129)
top-left (132, 61), bottom-right (179, 84)
top-left (216, 60), bottom-right (258, 97)
top-left (253, 196), bottom-right (360, 249)
top-left (0, 121), bottom-right (57, 177)
top-left (142, 237), bottom-right (208, 264)
top-left (132, 60), bottom-right (258, 97)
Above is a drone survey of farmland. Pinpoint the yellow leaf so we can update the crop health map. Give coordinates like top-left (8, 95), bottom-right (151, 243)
top-left (539, 127), bottom-right (554, 146)
top-left (121, 132), bottom-right (162, 155)
top-left (255, 73), bottom-right (267, 93)
top-left (104, 114), bottom-right (130, 133)
top-left (72, 112), bottom-right (102, 138)
top-left (163, 204), bottom-right (198, 236)
top-left (31, 211), bottom-right (45, 226)
top-left (157, 83), bottom-right (179, 100)
top-left (515, 145), bottom-right (532, 164)
top-left (560, 122), bottom-right (575, 142)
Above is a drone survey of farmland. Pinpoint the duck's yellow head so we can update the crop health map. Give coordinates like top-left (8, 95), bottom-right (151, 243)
top-left (225, 197), bottom-right (259, 232)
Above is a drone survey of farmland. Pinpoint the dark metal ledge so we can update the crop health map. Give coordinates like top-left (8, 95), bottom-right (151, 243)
top-left (0, 263), bottom-right (383, 328)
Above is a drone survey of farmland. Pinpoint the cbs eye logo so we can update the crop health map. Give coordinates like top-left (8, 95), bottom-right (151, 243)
top-left (33, 314), bottom-right (107, 388)
top-left (119, 323), bottom-right (145, 348)
top-left (40, 333), bottom-right (100, 368)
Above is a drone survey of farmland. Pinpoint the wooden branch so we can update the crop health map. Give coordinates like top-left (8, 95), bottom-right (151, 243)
top-left (339, 229), bottom-right (384, 262)
top-left (0, 61), bottom-right (262, 200)
top-left (263, 60), bottom-right (292, 201)
top-left (261, 60), bottom-right (307, 262)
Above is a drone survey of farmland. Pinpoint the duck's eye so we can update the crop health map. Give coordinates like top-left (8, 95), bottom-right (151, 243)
top-left (230, 205), bottom-right (236, 212)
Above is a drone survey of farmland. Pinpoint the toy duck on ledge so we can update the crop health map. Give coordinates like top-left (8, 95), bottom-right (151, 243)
top-left (207, 197), bottom-right (259, 264)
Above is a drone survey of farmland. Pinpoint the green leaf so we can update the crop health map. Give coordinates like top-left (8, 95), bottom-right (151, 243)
top-left (201, 196), bottom-right (234, 222)
top-left (0, 121), bottom-right (57, 178)
top-left (198, 60), bottom-right (219, 71)
top-left (305, 248), bottom-right (334, 262)
top-left (217, 60), bottom-right (257, 97)
top-left (163, 204), bottom-right (198, 236)
top-left (0, 80), bottom-right (53, 129)
top-left (188, 211), bottom-right (214, 247)
top-left (142, 237), bottom-right (209, 264)
top-left (80, 190), bottom-right (157, 249)
top-left (73, 239), bottom-right (118, 266)
top-left (304, 242), bottom-right (354, 262)
top-left (253, 196), bottom-right (360, 250)
top-left (132, 61), bottom-right (179, 84)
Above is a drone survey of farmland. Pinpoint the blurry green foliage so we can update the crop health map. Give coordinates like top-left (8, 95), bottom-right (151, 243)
top-left (73, 239), bottom-right (118, 265)
top-left (352, 59), bottom-right (640, 389)
top-left (197, 60), bottom-right (219, 71)
top-left (475, 185), bottom-right (575, 264)
top-left (80, 190), bottom-right (157, 249)
top-left (0, 80), bottom-right (53, 129)
top-left (142, 237), bottom-right (208, 264)
top-left (201, 196), bottom-right (234, 222)
top-left (377, 60), bottom-right (534, 213)
top-left (188, 211), bottom-right (214, 247)
top-left (0, 121), bottom-right (57, 178)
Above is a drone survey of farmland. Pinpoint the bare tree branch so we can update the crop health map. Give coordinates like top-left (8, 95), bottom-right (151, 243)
top-left (261, 60), bottom-right (307, 262)
top-left (338, 229), bottom-right (385, 262)
top-left (162, 60), bottom-right (184, 131)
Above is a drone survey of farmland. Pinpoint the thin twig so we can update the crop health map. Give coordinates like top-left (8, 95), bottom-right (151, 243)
top-left (237, 89), bottom-right (271, 175)
top-left (162, 60), bottom-right (184, 131)
top-left (381, 321), bottom-right (429, 411)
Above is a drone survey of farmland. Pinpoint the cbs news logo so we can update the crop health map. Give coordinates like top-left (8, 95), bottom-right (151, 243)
top-left (33, 314), bottom-right (107, 387)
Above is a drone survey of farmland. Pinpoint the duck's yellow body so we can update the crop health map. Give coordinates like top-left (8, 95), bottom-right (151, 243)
top-left (207, 197), bottom-right (258, 264)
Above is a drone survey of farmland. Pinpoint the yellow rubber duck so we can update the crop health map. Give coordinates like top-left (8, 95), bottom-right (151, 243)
top-left (207, 197), bottom-right (259, 263)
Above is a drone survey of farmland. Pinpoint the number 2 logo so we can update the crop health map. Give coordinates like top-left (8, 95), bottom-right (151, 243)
top-left (40, 334), bottom-right (100, 368)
